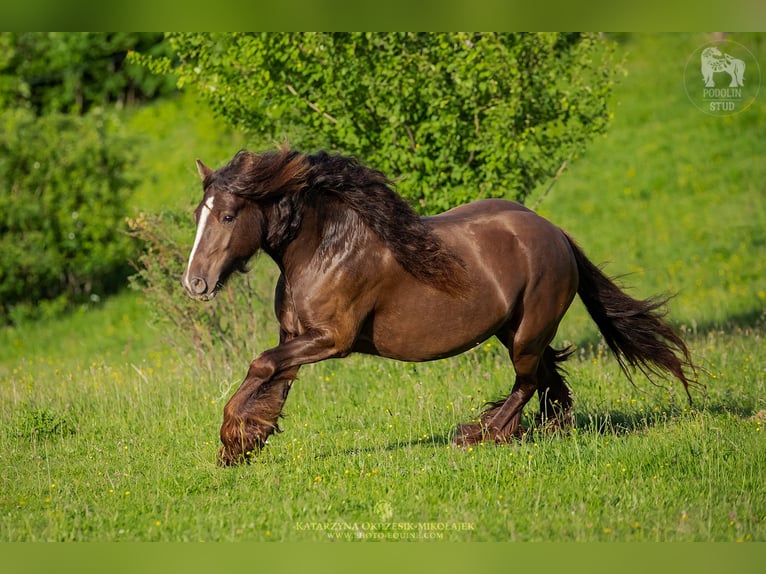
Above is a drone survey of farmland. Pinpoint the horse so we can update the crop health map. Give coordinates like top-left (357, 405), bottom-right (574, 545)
top-left (181, 148), bottom-right (695, 466)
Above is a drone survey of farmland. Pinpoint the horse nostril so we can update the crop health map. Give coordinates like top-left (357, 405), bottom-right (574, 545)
top-left (189, 276), bottom-right (208, 295)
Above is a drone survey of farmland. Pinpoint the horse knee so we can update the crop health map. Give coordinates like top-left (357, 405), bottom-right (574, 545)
top-left (247, 355), bottom-right (276, 381)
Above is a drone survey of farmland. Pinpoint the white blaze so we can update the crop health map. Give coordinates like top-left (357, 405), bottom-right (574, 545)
top-left (183, 195), bottom-right (215, 290)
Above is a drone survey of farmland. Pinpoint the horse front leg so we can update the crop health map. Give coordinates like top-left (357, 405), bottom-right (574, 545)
top-left (217, 328), bottom-right (345, 466)
top-left (217, 364), bottom-right (298, 466)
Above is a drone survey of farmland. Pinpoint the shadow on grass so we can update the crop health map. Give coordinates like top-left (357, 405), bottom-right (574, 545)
top-left (253, 399), bottom-right (764, 467)
top-left (314, 400), bottom-right (764, 460)
top-left (692, 308), bottom-right (766, 333)
top-left (304, 432), bottom-right (456, 461)
top-left (306, 411), bottom-right (674, 459)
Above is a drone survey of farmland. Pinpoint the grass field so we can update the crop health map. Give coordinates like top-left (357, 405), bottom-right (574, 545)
top-left (1, 33), bottom-right (765, 542)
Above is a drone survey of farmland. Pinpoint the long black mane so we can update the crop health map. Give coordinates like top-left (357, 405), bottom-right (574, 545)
top-left (212, 149), bottom-right (469, 296)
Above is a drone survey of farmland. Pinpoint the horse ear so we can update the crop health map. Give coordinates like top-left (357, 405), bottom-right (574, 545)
top-left (196, 159), bottom-right (213, 181)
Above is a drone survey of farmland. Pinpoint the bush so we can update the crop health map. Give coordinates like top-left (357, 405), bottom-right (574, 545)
top-left (139, 32), bottom-right (621, 212)
top-left (0, 108), bottom-right (138, 324)
top-left (0, 32), bottom-right (176, 114)
top-left (127, 210), bottom-right (277, 372)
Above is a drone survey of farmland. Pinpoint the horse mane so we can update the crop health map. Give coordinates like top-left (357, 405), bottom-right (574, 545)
top-left (204, 148), bottom-right (310, 199)
top-left (213, 148), bottom-right (469, 296)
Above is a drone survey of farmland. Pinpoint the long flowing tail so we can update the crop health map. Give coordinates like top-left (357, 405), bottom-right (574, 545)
top-left (564, 232), bottom-right (696, 403)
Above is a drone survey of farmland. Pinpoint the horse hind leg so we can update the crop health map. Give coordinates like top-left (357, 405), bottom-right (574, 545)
top-left (454, 349), bottom-right (540, 447)
top-left (454, 296), bottom-right (574, 447)
top-left (536, 346), bottom-right (575, 430)
top-left (454, 248), bottom-right (576, 447)
top-left (454, 345), bottom-right (573, 447)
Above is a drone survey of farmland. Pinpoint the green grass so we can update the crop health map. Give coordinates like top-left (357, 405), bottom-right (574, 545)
top-left (126, 91), bottom-right (249, 215)
top-left (2, 328), bottom-right (764, 541)
top-left (1, 33), bottom-right (765, 542)
top-left (538, 32), bottom-right (766, 341)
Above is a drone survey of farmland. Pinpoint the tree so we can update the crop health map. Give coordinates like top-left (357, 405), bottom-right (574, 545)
top-left (140, 32), bottom-right (620, 212)
top-left (0, 32), bottom-right (167, 323)
top-left (0, 32), bottom-right (176, 115)
top-left (0, 108), bottom-right (138, 324)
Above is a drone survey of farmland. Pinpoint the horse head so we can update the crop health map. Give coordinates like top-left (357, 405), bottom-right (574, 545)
top-left (181, 159), bottom-right (264, 301)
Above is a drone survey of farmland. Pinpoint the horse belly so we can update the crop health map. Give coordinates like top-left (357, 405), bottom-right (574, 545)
top-left (355, 281), bottom-right (513, 362)
top-left (355, 199), bottom-right (568, 362)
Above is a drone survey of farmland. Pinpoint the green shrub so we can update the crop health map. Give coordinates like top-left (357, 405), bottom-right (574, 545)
top-left (127, 210), bottom-right (276, 372)
top-left (0, 32), bottom-right (176, 114)
top-left (14, 405), bottom-right (76, 439)
top-left (138, 32), bottom-right (621, 213)
top-left (0, 108), bottom-right (138, 324)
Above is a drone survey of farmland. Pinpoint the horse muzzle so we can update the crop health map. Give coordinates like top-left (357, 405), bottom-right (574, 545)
top-left (183, 274), bottom-right (218, 301)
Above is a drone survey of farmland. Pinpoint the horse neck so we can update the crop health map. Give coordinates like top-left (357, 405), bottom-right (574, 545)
top-left (273, 199), bottom-right (369, 278)
top-left (262, 199), bottom-right (320, 270)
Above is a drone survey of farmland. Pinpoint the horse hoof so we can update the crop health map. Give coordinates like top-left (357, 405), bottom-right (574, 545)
top-left (217, 446), bottom-right (258, 467)
top-left (453, 422), bottom-right (487, 448)
top-left (453, 422), bottom-right (528, 448)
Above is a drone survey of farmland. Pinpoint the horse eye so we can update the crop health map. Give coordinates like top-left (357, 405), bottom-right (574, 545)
top-left (222, 214), bottom-right (236, 224)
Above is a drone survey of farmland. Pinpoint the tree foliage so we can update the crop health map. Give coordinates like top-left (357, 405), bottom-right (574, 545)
top-left (0, 32), bottom-right (176, 114)
top-left (0, 32), bottom-right (173, 324)
top-left (146, 32), bottom-right (620, 212)
top-left (0, 108), bottom-right (138, 324)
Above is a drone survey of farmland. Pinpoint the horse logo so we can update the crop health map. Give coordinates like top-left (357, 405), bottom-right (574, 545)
top-left (701, 46), bottom-right (745, 87)
top-left (685, 39), bottom-right (760, 116)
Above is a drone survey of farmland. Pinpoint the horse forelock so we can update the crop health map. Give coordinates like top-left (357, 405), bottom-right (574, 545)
top-left (208, 149), bottom-right (310, 199)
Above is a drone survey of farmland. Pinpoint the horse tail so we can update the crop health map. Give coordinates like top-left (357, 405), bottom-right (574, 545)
top-left (563, 232), bottom-right (696, 403)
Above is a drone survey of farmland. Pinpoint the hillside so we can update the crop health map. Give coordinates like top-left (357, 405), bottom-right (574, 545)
top-left (1, 32), bottom-right (764, 545)
top-left (3, 33), bottom-right (765, 372)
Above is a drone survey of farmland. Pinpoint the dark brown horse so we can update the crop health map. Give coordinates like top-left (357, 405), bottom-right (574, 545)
top-left (182, 148), bottom-right (695, 466)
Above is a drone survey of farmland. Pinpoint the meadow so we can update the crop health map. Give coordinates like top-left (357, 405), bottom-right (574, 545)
top-left (1, 33), bottom-right (765, 542)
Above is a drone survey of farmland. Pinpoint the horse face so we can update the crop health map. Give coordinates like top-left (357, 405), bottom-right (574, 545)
top-left (182, 162), bottom-right (262, 301)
